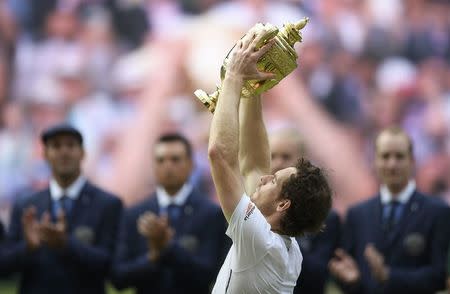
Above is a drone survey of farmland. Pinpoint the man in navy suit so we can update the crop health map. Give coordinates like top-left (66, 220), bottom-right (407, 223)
top-left (0, 221), bottom-right (8, 276)
top-left (0, 221), bottom-right (3, 241)
top-left (329, 126), bottom-right (450, 294)
top-left (270, 127), bottom-right (341, 294)
top-left (447, 247), bottom-right (450, 293)
top-left (5, 124), bottom-right (123, 294)
top-left (0, 221), bottom-right (6, 276)
top-left (112, 133), bottom-right (229, 294)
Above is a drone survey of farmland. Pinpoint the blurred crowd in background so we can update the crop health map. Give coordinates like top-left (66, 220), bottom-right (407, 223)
top-left (0, 0), bottom-right (449, 223)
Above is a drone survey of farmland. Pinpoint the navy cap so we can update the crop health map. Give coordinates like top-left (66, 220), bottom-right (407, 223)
top-left (41, 124), bottom-right (83, 145)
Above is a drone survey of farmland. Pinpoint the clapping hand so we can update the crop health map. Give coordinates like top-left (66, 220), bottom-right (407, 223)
top-left (138, 212), bottom-right (174, 261)
top-left (365, 244), bottom-right (389, 283)
top-left (329, 248), bottom-right (361, 284)
top-left (22, 206), bottom-right (41, 251)
top-left (446, 276), bottom-right (450, 294)
top-left (39, 211), bottom-right (67, 249)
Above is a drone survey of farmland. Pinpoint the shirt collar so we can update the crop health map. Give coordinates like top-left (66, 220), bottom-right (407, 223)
top-left (49, 176), bottom-right (87, 201)
top-left (156, 183), bottom-right (193, 209)
top-left (380, 180), bottom-right (416, 205)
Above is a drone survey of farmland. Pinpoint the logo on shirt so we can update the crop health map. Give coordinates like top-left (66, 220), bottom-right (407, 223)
top-left (244, 203), bottom-right (256, 221)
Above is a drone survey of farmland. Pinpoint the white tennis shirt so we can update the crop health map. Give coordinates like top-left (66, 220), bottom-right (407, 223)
top-left (212, 195), bottom-right (302, 294)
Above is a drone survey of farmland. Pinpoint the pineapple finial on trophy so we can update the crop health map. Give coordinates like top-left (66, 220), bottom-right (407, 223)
top-left (280, 17), bottom-right (309, 47)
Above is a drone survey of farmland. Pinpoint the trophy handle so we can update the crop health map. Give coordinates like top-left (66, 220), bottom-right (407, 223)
top-left (194, 89), bottom-right (220, 113)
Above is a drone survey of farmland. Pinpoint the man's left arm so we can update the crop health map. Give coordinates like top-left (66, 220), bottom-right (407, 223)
top-left (238, 95), bottom-right (270, 195)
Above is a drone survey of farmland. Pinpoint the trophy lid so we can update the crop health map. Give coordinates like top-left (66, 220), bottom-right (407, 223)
top-left (281, 17), bottom-right (309, 46)
top-left (293, 17), bottom-right (309, 31)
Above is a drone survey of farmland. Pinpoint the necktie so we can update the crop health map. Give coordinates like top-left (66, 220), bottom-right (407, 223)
top-left (167, 204), bottom-right (181, 227)
top-left (60, 195), bottom-right (73, 216)
top-left (384, 200), bottom-right (401, 232)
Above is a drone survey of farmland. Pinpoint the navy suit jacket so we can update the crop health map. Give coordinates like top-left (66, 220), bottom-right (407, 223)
top-left (0, 221), bottom-right (10, 277)
top-left (111, 189), bottom-right (229, 294)
top-left (294, 210), bottom-right (341, 294)
top-left (342, 190), bottom-right (450, 294)
top-left (5, 181), bottom-right (123, 294)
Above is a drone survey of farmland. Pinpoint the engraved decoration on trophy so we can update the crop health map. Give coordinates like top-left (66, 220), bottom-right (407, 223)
top-left (194, 17), bottom-right (309, 113)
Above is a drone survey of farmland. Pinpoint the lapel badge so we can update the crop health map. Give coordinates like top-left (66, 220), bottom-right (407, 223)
top-left (403, 232), bottom-right (425, 256)
top-left (179, 235), bottom-right (199, 253)
top-left (73, 226), bottom-right (95, 245)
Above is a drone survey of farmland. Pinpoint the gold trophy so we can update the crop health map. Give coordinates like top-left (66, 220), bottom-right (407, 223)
top-left (194, 18), bottom-right (309, 113)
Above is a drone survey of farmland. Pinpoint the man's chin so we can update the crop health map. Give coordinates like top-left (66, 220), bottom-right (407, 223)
top-left (386, 181), bottom-right (408, 191)
top-left (57, 169), bottom-right (75, 176)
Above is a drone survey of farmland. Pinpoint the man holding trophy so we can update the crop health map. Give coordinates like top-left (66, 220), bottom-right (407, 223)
top-left (207, 23), bottom-right (333, 293)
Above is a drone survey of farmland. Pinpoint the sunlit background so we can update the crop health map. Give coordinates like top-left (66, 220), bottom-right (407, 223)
top-left (0, 0), bottom-right (449, 262)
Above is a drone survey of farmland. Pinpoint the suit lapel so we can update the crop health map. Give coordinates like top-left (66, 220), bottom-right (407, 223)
top-left (371, 196), bottom-right (386, 251)
top-left (35, 190), bottom-right (52, 217)
top-left (148, 195), bottom-right (159, 214)
top-left (66, 182), bottom-right (94, 231)
top-left (384, 192), bottom-right (422, 249)
top-left (173, 190), bottom-right (196, 233)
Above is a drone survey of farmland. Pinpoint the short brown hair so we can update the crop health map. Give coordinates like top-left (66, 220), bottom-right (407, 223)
top-left (375, 126), bottom-right (414, 158)
top-left (156, 133), bottom-right (193, 158)
top-left (279, 158), bottom-right (332, 236)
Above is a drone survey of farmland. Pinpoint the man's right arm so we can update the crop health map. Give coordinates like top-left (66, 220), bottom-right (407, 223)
top-left (208, 27), bottom-right (274, 221)
top-left (208, 73), bottom-right (245, 222)
top-left (1, 200), bottom-right (37, 275)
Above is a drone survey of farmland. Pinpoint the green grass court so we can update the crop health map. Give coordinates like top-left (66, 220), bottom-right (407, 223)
top-left (0, 279), bottom-right (344, 294)
top-left (0, 279), bottom-right (133, 294)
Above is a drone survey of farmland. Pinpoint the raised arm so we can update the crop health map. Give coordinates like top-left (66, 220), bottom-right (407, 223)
top-left (239, 95), bottom-right (270, 195)
top-left (208, 27), bottom-right (275, 221)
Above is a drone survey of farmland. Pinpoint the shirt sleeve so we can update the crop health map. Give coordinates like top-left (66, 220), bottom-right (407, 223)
top-left (226, 194), bottom-right (276, 271)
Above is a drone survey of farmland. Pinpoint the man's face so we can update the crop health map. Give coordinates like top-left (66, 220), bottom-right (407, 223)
top-left (44, 134), bottom-right (84, 179)
top-left (270, 135), bottom-right (302, 174)
top-left (251, 167), bottom-right (296, 216)
top-left (154, 141), bottom-right (192, 192)
top-left (375, 133), bottom-right (413, 193)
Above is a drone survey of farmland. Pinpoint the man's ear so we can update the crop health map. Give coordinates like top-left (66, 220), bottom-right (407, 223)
top-left (277, 199), bottom-right (291, 212)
